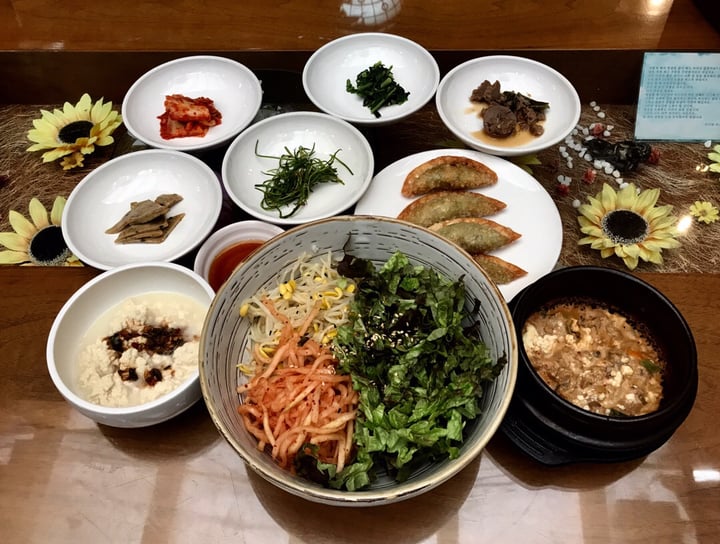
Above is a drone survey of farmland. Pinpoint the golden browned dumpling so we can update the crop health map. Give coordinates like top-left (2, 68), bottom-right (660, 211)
top-left (401, 156), bottom-right (498, 197)
top-left (428, 217), bottom-right (521, 253)
top-left (471, 253), bottom-right (527, 284)
top-left (397, 190), bottom-right (507, 227)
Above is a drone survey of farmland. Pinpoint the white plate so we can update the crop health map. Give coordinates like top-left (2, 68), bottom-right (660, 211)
top-left (221, 111), bottom-right (375, 225)
top-left (302, 32), bottom-right (440, 126)
top-left (63, 150), bottom-right (223, 270)
top-left (121, 55), bottom-right (263, 152)
top-left (353, 148), bottom-right (563, 301)
top-left (436, 55), bottom-right (581, 157)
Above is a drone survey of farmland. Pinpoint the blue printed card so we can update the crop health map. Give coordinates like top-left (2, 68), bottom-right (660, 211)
top-left (635, 52), bottom-right (720, 141)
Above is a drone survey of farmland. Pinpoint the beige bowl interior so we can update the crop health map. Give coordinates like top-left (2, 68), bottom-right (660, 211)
top-left (199, 216), bottom-right (517, 506)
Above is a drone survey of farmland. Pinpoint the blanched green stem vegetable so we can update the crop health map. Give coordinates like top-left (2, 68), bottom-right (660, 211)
top-left (346, 61), bottom-right (410, 118)
top-left (254, 140), bottom-right (352, 218)
top-left (301, 252), bottom-right (505, 491)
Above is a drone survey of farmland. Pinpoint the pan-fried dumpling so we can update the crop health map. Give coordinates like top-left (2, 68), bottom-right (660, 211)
top-left (401, 155), bottom-right (498, 197)
top-left (428, 217), bottom-right (521, 253)
top-left (472, 253), bottom-right (527, 284)
top-left (397, 190), bottom-right (507, 227)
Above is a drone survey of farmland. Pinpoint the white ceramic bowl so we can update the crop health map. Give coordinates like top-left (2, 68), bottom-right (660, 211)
top-left (436, 55), bottom-right (581, 157)
top-left (47, 262), bottom-right (215, 428)
top-left (193, 220), bottom-right (285, 291)
top-left (62, 149), bottom-right (223, 270)
top-left (199, 215), bottom-right (517, 506)
top-left (221, 111), bottom-right (374, 225)
top-left (122, 55), bottom-right (263, 152)
top-left (302, 32), bottom-right (440, 126)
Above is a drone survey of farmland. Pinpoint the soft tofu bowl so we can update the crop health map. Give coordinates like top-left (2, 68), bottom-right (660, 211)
top-left (46, 262), bottom-right (215, 428)
top-left (500, 265), bottom-right (698, 465)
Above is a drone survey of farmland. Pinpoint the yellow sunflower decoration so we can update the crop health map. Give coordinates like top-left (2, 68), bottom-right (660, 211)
top-left (0, 196), bottom-right (82, 266)
top-left (26, 94), bottom-right (122, 170)
top-left (689, 201), bottom-right (719, 224)
top-left (577, 183), bottom-right (680, 270)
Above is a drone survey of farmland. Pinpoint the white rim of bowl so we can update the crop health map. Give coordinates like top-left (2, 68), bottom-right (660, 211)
top-left (435, 55), bottom-right (581, 156)
top-left (62, 148), bottom-right (223, 270)
top-left (121, 55), bottom-right (263, 152)
top-left (302, 32), bottom-right (440, 125)
top-left (220, 111), bottom-right (375, 225)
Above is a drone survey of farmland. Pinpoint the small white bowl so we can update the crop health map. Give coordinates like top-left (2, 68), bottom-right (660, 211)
top-left (193, 220), bottom-right (284, 291)
top-left (221, 111), bottom-right (374, 225)
top-left (436, 55), bottom-right (581, 157)
top-left (122, 55), bottom-right (263, 152)
top-left (302, 32), bottom-right (440, 126)
top-left (47, 262), bottom-right (215, 428)
top-left (62, 149), bottom-right (223, 270)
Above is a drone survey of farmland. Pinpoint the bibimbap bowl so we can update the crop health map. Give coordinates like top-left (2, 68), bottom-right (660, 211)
top-left (500, 265), bottom-right (698, 465)
top-left (199, 216), bottom-right (517, 506)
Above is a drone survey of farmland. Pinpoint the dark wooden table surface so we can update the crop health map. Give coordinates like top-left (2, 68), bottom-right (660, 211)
top-left (1, 1), bottom-right (719, 542)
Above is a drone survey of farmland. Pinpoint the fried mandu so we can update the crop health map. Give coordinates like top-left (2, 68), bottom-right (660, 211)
top-left (397, 190), bottom-right (507, 227)
top-left (401, 155), bottom-right (498, 197)
top-left (428, 217), bottom-right (521, 253)
top-left (471, 253), bottom-right (527, 285)
top-left (106, 193), bottom-right (184, 244)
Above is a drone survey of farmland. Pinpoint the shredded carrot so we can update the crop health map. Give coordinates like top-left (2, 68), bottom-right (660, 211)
top-left (237, 299), bottom-right (358, 474)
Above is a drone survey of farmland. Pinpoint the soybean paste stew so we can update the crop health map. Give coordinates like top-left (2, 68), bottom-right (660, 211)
top-left (522, 301), bottom-right (664, 417)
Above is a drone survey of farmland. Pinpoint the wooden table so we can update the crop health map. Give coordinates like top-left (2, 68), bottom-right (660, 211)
top-left (0, 267), bottom-right (718, 543)
top-left (1, 1), bottom-right (720, 541)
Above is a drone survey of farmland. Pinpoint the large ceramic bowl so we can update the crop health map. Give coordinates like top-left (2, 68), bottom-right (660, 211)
top-left (436, 55), bottom-right (581, 157)
top-left (199, 215), bottom-right (517, 506)
top-left (47, 262), bottom-right (215, 428)
top-left (122, 55), bottom-right (263, 152)
top-left (302, 32), bottom-right (440, 126)
top-left (501, 266), bottom-right (698, 465)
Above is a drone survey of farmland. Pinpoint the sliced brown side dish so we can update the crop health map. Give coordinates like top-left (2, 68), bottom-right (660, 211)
top-left (106, 193), bottom-right (184, 244)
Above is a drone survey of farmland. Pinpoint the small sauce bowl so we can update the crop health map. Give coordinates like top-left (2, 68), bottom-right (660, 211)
top-left (193, 221), bottom-right (284, 291)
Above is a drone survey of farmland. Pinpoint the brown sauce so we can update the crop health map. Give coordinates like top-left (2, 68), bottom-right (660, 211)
top-left (465, 103), bottom-right (544, 147)
top-left (208, 240), bottom-right (263, 291)
top-left (522, 301), bottom-right (665, 417)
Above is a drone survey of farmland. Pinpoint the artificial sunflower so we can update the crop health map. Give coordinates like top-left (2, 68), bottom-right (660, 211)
top-left (577, 183), bottom-right (680, 270)
top-left (709, 144), bottom-right (720, 177)
top-left (0, 196), bottom-right (82, 266)
top-left (26, 94), bottom-right (122, 170)
top-left (689, 200), bottom-right (719, 224)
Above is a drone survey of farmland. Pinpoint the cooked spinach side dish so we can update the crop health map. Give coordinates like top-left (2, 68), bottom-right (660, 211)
top-left (346, 62), bottom-right (410, 118)
top-left (295, 252), bottom-right (505, 491)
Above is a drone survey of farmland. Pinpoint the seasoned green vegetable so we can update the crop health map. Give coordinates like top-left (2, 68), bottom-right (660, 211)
top-left (317, 251), bottom-right (504, 491)
top-left (346, 61), bottom-right (410, 118)
top-left (254, 140), bottom-right (352, 218)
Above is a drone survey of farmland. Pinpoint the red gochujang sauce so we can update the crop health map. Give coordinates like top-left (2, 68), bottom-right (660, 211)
top-left (208, 240), bottom-right (263, 291)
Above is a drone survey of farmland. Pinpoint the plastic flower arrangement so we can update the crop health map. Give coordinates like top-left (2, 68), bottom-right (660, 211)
top-left (577, 183), bottom-right (680, 270)
top-left (689, 201), bottom-right (719, 224)
top-left (0, 196), bottom-right (82, 266)
top-left (26, 94), bottom-right (122, 170)
top-left (708, 144), bottom-right (720, 178)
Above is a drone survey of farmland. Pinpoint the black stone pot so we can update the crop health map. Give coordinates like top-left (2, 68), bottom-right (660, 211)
top-left (500, 266), bottom-right (698, 466)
